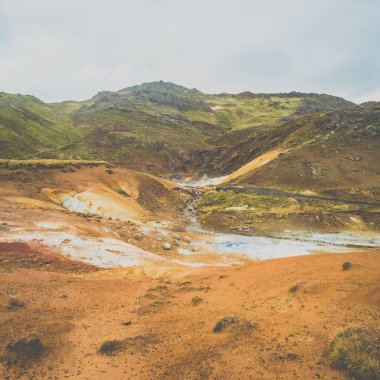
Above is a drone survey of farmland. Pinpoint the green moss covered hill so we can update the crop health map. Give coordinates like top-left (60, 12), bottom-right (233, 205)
top-left (0, 81), bottom-right (360, 175)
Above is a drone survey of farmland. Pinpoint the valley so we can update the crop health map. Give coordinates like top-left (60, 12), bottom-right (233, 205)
top-left (0, 82), bottom-right (379, 379)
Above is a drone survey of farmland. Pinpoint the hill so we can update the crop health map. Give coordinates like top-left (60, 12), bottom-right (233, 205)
top-left (0, 82), bottom-right (357, 176)
top-left (0, 93), bottom-right (80, 158)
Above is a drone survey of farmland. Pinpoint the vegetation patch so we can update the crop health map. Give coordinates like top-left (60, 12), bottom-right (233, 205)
top-left (8, 296), bottom-right (24, 309)
top-left (7, 333), bottom-right (44, 360)
top-left (148, 285), bottom-right (169, 293)
top-left (329, 327), bottom-right (380, 380)
top-left (0, 159), bottom-right (108, 170)
top-left (342, 262), bottom-right (353, 271)
top-left (116, 188), bottom-right (129, 197)
top-left (191, 296), bottom-right (203, 306)
top-left (213, 316), bottom-right (256, 334)
top-left (289, 282), bottom-right (303, 293)
top-left (98, 340), bottom-right (123, 355)
top-left (198, 190), bottom-right (380, 217)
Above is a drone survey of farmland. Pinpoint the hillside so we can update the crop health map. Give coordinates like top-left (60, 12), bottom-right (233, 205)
top-left (0, 82), bottom-right (357, 176)
top-left (221, 108), bottom-right (380, 199)
top-left (0, 93), bottom-right (80, 158)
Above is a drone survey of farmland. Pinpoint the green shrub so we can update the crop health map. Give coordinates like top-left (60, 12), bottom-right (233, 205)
top-left (99, 340), bottom-right (122, 354)
top-left (116, 188), bottom-right (129, 197)
top-left (329, 327), bottom-right (380, 379)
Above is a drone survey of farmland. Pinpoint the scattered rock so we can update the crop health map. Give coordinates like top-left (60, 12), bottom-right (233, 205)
top-left (163, 242), bottom-right (172, 250)
top-left (342, 262), bottom-right (352, 271)
top-left (121, 320), bottom-right (132, 326)
top-left (182, 236), bottom-right (191, 243)
top-left (133, 233), bottom-right (142, 241)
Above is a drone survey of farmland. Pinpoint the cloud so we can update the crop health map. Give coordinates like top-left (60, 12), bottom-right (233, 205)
top-left (0, 0), bottom-right (379, 102)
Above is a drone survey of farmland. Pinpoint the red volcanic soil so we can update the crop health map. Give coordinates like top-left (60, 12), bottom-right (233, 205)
top-left (0, 241), bottom-right (97, 273)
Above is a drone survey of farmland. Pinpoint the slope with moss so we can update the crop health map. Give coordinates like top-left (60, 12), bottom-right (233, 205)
top-left (0, 82), bottom-right (358, 176)
top-left (226, 108), bottom-right (380, 200)
top-left (0, 93), bottom-right (81, 158)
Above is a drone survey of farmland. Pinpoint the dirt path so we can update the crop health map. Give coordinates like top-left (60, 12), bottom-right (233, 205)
top-left (221, 148), bottom-right (286, 183)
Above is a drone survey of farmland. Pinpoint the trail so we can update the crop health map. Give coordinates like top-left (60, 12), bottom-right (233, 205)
top-left (221, 148), bottom-right (285, 183)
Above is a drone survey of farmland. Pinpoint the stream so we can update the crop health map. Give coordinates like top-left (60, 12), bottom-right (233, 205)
top-left (177, 178), bottom-right (380, 261)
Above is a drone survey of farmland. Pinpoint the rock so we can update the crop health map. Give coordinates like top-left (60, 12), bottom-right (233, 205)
top-left (183, 236), bottom-right (191, 243)
top-left (163, 242), bottom-right (172, 250)
top-left (173, 239), bottom-right (180, 246)
top-left (133, 233), bottom-right (142, 241)
top-left (172, 233), bottom-right (180, 240)
top-left (191, 247), bottom-right (199, 252)
top-left (121, 320), bottom-right (132, 326)
top-left (342, 262), bottom-right (352, 271)
top-left (347, 155), bottom-right (361, 161)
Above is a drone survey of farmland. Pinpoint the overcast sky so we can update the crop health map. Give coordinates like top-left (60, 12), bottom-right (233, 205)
top-left (0, 0), bottom-right (379, 103)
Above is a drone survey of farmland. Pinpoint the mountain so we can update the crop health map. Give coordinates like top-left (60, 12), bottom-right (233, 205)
top-left (0, 81), bottom-right (357, 175)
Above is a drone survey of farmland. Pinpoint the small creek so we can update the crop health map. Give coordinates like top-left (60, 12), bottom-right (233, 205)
top-left (177, 179), bottom-right (380, 261)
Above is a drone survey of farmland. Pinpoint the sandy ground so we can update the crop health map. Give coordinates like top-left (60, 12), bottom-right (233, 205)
top-left (0, 247), bottom-right (379, 379)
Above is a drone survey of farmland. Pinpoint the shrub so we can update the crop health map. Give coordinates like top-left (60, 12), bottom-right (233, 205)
top-left (329, 327), bottom-right (380, 380)
top-left (191, 296), bottom-right (203, 306)
top-left (7, 333), bottom-right (44, 358)
top-left (289, 282), bottom-right (302, 293)
top-left (9, 296), bottom-right (24, 308)
top-left (116, 188), bottom-right (129, 197)
top-left (213, 316), bottom-right (256, 333)
top-left (99, 340), bottom-right (122, 354)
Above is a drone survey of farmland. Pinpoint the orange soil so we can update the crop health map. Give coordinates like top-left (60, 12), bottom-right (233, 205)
top-left (222, 148), bottom-right (286, 184)
top-left (0, 164), bottom-right (184, 224)
top-left (1, 248), bottom-right (379, 379)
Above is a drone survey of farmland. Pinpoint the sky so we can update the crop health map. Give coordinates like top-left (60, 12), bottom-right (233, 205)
top-left (0, 0), bottom-right (379, 103)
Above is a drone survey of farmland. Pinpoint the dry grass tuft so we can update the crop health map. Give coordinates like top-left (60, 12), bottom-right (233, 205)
top-left (329, 327), bottom-right (380, 380)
